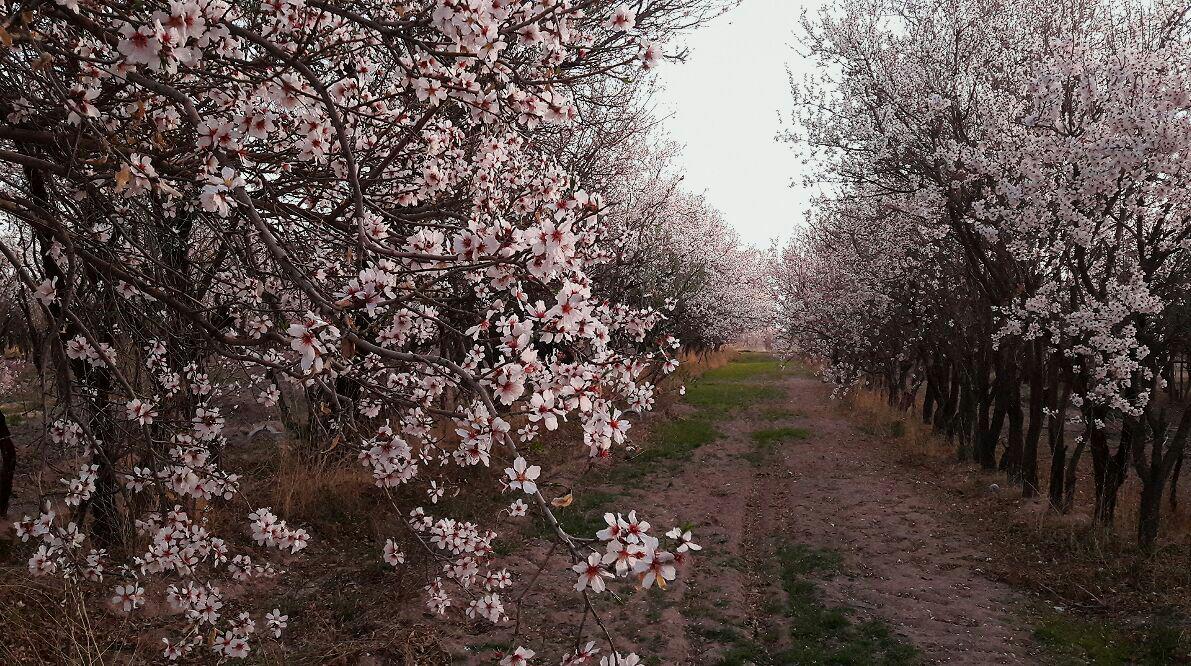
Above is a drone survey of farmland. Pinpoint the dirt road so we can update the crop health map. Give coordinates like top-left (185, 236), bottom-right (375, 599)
top-left (583, 354), bottom-right (1040, 664)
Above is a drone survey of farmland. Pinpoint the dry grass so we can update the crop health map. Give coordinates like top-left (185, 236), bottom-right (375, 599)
top-left (0, 576), bottom-right (150, 664)
top-left (271, 451), bottom-right (378, 532)
top-left (675, 347), bottom-right (735, 381)
top-left (840, 385), bottom-right (1191, 545)
top-left (841, 388), bottom-right (953, 460)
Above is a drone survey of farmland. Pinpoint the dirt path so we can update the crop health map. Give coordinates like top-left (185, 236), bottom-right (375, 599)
top-left (601, 356), bottom-right (1042, 664)
top-left (772, 373), bottom-right (1037, 664)
top-left (448, 354), bottom-right (1043, 665)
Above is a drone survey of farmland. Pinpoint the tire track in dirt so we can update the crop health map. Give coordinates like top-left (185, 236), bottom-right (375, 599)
top-left (733, 417), bottom-right (805, 660)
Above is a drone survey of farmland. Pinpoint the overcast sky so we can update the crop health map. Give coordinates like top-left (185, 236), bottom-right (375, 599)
top-left (652, 0), bottom-right (823, 248)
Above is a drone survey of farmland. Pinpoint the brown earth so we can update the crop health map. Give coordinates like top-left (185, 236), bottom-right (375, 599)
top-left (446, 363), bottom-right (1044, 664)
top-left (781, 376), bottom-right (1037, 664)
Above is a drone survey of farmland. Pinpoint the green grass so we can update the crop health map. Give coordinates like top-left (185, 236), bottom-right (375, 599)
top-left (636, 418), bottom-right (719, 465)
top-left (744, 426), bottom-right (810, 463)
top-left (684, 380), bottom-right (783, 414)
top-left (700, 353), bottom-right (784, 382)
top-left (778, 543), bottom-right (843, 575)
top-left (750, 426), bottom-right (810, 447)
top-left (490, 537), bottom-right (517, 557)
top-left (632, 353), bottom-right (787, 470)
top-left (562, 353), bottom-right (785, 535)
top-left (680, 353), bottom-right (787, 416)
top-left (776, 543), bottom-right (918, 664)
top-left (1033, 613), bottom-right (1184, 665)
top-left (693, 625), bottom-right (746, 643)
top-left (710, 542), bottom-right (918, 665)
top-left (1, 407), bottom-right (24, 426)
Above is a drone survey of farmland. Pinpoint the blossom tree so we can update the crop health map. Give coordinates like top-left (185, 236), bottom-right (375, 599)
top-left (596, 139), bottom-right (774, 352)
top-left (0, 0), bottom-right (736, 660)
top-left (778, 0), bottom-right (1191, 549)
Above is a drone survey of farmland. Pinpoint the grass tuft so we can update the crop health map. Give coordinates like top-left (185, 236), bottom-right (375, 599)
top-left (750, 426), bottom-right (810, 447)
top-left (713, 542), bottom-right (918, 665)
top-left (1033, 612), bottom-right (1184, 665)
top-left (636, 418), bottom-right (719, 464)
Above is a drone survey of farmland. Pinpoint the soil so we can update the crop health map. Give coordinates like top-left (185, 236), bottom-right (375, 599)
top-left (447, 361), bottom-right (1044, 665)
top-left (780, 375), bottom-right (1037, 664)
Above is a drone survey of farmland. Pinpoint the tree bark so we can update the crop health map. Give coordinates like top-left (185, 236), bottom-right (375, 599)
top-left (1022, 343), bottom-right (1044, 497)
top-left (981, 359), bottom-right (1009, 470)
top-left (0, 408), bottom-right (15, 516)
top-left (1062, 434), bottom-right (1086, 513)
top-left (1091, 413), bottom-right (1131, 526)
top-left (1136, 405), bottom-right (1191, 550)
top-left (1170, 446), bottom-right (1185, 513)
top-left (1000, 374), bottom-right (1024, 478)
top-left (922, 376), bottom-right (936, 424)
top-left (1046, 366), bottom-right (1070, 511)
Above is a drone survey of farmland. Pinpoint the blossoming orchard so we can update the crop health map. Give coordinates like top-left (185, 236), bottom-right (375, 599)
top-left (0, 0), bottom-right (1188, 663)
top-left (776, 0), bottom-right (1191, 551)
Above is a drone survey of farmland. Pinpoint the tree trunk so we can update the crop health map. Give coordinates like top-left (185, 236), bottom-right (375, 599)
top-left (1137, 475), bottom-right (1163, 551)
top-left (1169, 447), bottom-right (1184, 513)
top-left (935, 364), bottom-right (960, 433)
top-left (89, 450), bottom-right (124, 549)
top-left (1022, 344), bottom-right (1044, 498)
top-left (975, 363), bottom-right (995, 469)
top-left (1091, 414), bottom-right (1130, 526)
top-left (955, 376), bottom-right (974, 461)
top-left (1136, 404), bottom-right (1191, 551)
top-left (1001, 378), bottom-right (1024, 480)
top-left (981, 363), bottom-right (1009, 470)
top-left (1062, 434), bottom-right (1086, 513)
top-left (922, 376), bottom-right (936, 424)
top-left (0, 408), bottom-right (15, 516)
top-left (1046, 368), bottom-right (1070, 511)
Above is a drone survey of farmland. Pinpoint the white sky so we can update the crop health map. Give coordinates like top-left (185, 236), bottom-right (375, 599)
top-left (652, 0), bottom-right (823, 248)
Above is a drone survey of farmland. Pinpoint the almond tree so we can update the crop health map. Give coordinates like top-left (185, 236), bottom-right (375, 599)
top-left (0, 0), bottom-right (733, 660)
top-left (778, 0), bottom-right (1190, 549)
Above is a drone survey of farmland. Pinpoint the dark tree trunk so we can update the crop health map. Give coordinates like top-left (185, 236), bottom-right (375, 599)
top-left (1001, 378), bottom-right (1025, 480)
top-left (1062, 434), bottom-right (1086, 513)
top-left (935, 363), bottom-right (960, 433)
top-left (1136, 406), bottom-right (1191, 551)
top-left (1045, 366), bottom-right (1070, 511)
top-left (1091, 414), bottom-right (1131, 526)
top-left (1137, 477), bottom-right (1163, 551)
top-left (0, 408), bottom-right (15, 516)
top-left (922, 376), bottom-right (936, 424)
top-left (980, 361), bottom-right (1009, 470)
top-left (975, 362), bottom-right (995, 469)
top-left (1022, 344), bottom-right (1044, 498)
top-left (24, 160), bottom-right (125, 548)
top-left (954, 376), bottom-right (974, 460)
top-left (89, 450), bottom-right (124, 550)
top-left (1170, 447), bottom-right (1185, 513)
